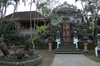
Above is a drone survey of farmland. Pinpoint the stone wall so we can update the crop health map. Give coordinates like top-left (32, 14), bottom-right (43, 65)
top-left (0, 55), bottom-right (42, 66)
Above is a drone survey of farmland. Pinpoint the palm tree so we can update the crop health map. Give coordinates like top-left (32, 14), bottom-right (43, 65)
top-left (29, 0), bottom-right (33, 38)
top-left (10, 0), bottom-right (20, 19)
top-left (29, 0), bottom-right (36, 49)
top-left (0, 0), bottom-right (12, 35)
top-left (10, 0), bottom-right (27, 19)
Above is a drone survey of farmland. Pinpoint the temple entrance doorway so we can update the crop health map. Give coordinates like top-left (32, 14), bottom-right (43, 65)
top-left (63, 21), bottom-right (70, 42)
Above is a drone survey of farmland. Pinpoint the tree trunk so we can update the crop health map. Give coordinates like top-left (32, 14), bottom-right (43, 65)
top-left (10, 2), bottom-right (18, 19)
top-left (30, 0), bottom-right (33, 38)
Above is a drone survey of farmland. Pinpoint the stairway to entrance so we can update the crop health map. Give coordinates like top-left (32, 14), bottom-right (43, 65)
top-left (55, 42), bottom-right (82, 54)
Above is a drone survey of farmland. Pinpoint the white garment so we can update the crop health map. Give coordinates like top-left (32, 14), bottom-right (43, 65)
top-left (95, 46), bottom-right (100, 57)
top-left (56, 39), bottom-right (61, 44)
top-left (73, 37), bottom-right (78, 49)
top-left (56, 38), bottom-right (61, 49)
top-left (95, 41), bottom-right (100, 57)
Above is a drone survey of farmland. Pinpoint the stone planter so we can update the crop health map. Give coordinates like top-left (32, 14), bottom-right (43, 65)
top-left (0, 55), bottom-right (42, 66)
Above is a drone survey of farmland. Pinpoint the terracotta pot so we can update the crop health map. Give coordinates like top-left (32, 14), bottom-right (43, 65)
top-left (16, 50), bottom-right (24, 59)
top-left (28, 50), bottom-right (34, 56)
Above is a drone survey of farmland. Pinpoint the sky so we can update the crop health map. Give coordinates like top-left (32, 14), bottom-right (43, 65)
top-left (6, 0), bottom-right (82, 16)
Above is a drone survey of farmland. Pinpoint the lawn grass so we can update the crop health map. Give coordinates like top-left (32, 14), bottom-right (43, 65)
top-left (34, 49), bottom-right (55, 66)
top-left (83, 49), bottom-right (100, 62)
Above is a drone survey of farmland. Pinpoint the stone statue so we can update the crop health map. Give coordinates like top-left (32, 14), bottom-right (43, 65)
top-left (0, 40), bottom-right (10, 58)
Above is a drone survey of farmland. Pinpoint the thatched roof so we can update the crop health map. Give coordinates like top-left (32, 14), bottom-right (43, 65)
top-left (5, 11), bottom-right (50, 22)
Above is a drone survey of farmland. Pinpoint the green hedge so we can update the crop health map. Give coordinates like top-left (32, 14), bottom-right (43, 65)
top-left (78, 42), bottom-right (95, 50)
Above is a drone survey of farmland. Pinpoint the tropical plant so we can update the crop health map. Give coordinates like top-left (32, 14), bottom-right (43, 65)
top-left (36, 26), bottom-right (48, 34)
top-left (30, 25), bottom-right (48, 49)
top-left (3, 20), bottom-right (18, 46)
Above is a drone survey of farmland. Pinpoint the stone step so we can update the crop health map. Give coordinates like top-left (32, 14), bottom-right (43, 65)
top-left (60, 44), bottom-right (74, 46)
top-left (62, 42), bottom-right (73, 44)
top-left (55, 49), bottom-right (81, 52)
top-left (59, 47), bottom-right (76, 50)
top-left (55, 42), bottom-right (82, 54)
top-left (60, 44), bottom-right (76, 49)
top-left (55, 51), bottom-right (82, 54)
top-left (60, 45), bottom-right (75, 48)
top-left (55, 49), bottom-right (82, 54)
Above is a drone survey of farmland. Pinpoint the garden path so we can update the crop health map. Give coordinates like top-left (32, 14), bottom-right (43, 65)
top-left (51, 54), bottom-right (100, 66)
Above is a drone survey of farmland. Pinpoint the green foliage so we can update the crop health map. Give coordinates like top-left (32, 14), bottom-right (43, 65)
top-left (78, 42), bottom-right (94, 50)
top-left (0, 0), bottom-right (7, 3)
top-left (3, 20), bottom-right (18, 46)
top-left (17, 35), bottom-right (29, 46)
top-left (76, 0), bottom-right (100, 45)
top-left (42, 7), bottom-right (51, 17)
top-left (53, 1), bottom-right (78, 13)
top-left (37, 26), bottom-right (48, 33)
top-left (36, 25), bottom-right (48, 37)
top-left (34, 37), bottom-right (47, 49)
top-left (52, 1), bottom-right (79, 24)
top-left (49, 14), bottom-right (61, 24)
top-left (35, 0), bottom-right (60, 24)
top-left (34, 37), bottom-right (41, 48)
top-left (30, 25), bottom-right (49, 49)
top-left (97, 28), bottom-right (100, 33)
top-left (87, 27), bottom-right (92, 33)
top-left (37, 2), bottom-right (47, 10)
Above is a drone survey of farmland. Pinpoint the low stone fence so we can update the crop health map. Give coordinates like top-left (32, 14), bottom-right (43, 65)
top-left (0, 55), bottom-right (42, 66)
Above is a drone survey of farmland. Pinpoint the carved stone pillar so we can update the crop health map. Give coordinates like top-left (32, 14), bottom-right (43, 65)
top-left (48, 43), bottom-right (52, 51)
top-left (83, 43), bottom-right (88, 52)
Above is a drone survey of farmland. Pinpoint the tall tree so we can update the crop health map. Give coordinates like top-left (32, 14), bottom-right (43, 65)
top-left (0, 0), bottom-right (27, 34)
top-left (0, 0), bottom-right (14, 35)
top-left (30, 0), bottom-right (59, 49)
top-left (10, 0), bottom-right (20, 19)
top-left (0, 0), bottom-right (8, 18)
top-left (75, 0), bottom-right (100, 45)
top-left (36, 0), bottom-right (59, 24)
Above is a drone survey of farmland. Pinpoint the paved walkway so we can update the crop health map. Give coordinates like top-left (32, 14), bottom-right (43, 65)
top-left (51, 54), bottom-right (100, 66)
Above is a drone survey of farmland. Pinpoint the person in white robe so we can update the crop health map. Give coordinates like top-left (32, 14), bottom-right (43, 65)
top-left (73, 36), bottom-right (78, 49)
top-left (55, 37), bottom-right (61, 49)
top-left (95, 41), bottom-right (100, 57)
